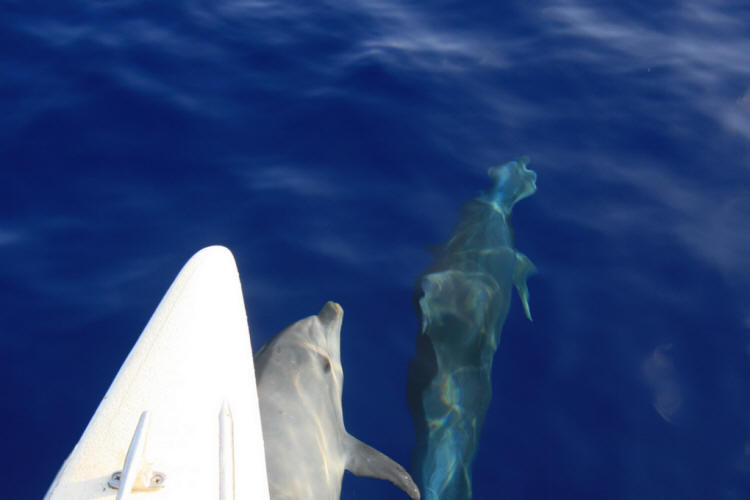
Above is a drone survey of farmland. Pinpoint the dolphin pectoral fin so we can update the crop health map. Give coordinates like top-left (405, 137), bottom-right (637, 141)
top-left (513, 251), bottom-right (536, 321)
top-left (346, 435), bottom-right (421, 499)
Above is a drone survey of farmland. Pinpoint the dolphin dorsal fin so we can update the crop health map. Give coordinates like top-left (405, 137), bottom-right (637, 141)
top-left (346, 435), bottom-right (421, 499)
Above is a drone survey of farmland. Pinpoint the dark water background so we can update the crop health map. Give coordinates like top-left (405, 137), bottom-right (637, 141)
top-left (2, 1), bottom-right (750, 498)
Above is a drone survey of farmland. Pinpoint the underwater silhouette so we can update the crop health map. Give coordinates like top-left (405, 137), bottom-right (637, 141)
top-left (407, 158), bottom-right (537, 500)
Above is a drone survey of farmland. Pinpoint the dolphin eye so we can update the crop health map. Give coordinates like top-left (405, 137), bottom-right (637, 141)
top-left (322, 359), bottom-right (331, 373)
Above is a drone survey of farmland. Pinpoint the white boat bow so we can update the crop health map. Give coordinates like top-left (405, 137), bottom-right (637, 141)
top-left (45, 246), bottom-right (270, 500)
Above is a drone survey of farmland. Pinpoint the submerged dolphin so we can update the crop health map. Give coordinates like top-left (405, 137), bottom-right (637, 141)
top-left (407, 158), bottom-right (537, 500)
top-left (255, 301), bottom-right (420, 500)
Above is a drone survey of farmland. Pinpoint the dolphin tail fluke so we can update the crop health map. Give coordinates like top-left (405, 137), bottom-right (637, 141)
top-left (513, 251), bottom-right (536, 321)
top-left (346, 435), bottom-right (421, 500)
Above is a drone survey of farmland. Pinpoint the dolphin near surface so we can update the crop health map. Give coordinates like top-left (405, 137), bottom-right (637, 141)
top-left (406, 158), bottom-right (537, 500)
top-left (255, 301), bottom-right (420, 500)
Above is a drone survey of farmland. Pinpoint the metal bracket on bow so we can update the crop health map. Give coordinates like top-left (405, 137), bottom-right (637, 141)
top-left (108, 411), bottom-right (166, 498)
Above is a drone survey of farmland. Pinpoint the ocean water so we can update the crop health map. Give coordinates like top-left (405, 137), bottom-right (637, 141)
top-left (2, 1), bottom-right (750, 499)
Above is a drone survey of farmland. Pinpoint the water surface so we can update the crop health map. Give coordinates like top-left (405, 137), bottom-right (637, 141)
top-left (1, 1), bottom-right (749, 498)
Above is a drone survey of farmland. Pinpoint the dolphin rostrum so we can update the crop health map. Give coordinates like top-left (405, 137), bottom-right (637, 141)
top-left (255, 301), bottom-right (420, 500)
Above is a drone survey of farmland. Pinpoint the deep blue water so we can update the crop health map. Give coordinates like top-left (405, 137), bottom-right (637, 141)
top-left (2, 1), bottom-right (750, 499)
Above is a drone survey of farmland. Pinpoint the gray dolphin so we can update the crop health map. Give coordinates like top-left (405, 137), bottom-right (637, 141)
top-left (255, 301), bottom-right (420, 500)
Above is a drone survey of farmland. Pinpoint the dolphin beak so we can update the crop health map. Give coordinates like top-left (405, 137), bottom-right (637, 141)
top-left (318, 301), bottom-right (343, 358)
top-left (318, 301), bottom-right (343, 329)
